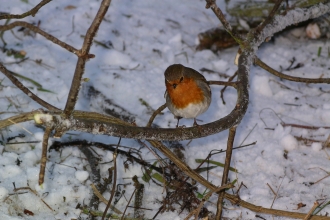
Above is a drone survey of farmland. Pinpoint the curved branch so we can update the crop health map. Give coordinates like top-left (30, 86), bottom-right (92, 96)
top-left (1, 3), bottom-right (329, 142)
top-left (0, 63), bottom-right (60, 111)
top-left (0, 21), bottom-right (79, 54)
top-left (224, 193), bottom-right (330, 220)
top-left (0, 0), bottom-right (52, 20)
top-left (0, 50), bottom-right (249, 141)
top-left (2, 110), bottom-right (330, 219)
top-left (255, 57), bottom-right (330, 84)
top-left (146, 104), bottom-right (166, 127)
top-left (32, 58), bottom-right (248, 140)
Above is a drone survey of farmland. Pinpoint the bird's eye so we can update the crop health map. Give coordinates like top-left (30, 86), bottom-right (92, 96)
top-left (173, 83), bottom-right (177, 89)
top-left (179, 77), bottom-right (183, 82)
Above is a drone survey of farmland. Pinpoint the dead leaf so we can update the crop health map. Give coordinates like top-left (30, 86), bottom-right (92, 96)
top-left (24, 209), bottom-right (34, 216)
top-left (296, 202), bottom-right (306, 210)
top-left (64, 5), bottom-right (76, 10)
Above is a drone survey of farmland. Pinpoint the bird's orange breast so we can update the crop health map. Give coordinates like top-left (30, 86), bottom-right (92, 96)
top-left (166, 77), bottom-right (204, 109)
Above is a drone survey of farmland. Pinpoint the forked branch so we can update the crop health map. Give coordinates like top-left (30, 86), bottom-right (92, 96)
top-left (63, 0), bottom-right (112, 117)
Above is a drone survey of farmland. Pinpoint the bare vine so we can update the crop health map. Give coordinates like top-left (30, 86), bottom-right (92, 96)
top-left (0, 0), bottom-right (329, 219)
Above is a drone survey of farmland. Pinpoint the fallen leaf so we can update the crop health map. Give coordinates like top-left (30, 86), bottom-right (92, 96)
top-left (64, 5), bottom-right (76, 10)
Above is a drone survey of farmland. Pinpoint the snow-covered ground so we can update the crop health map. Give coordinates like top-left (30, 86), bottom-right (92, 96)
top-left (0, 0), bottom-right (329, 219)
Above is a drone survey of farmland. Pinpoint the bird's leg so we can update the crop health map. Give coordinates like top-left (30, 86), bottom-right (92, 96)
top-left (193, 118), bottom-right (199, 126)
top-left (176, 116), bottom-right (182, 128)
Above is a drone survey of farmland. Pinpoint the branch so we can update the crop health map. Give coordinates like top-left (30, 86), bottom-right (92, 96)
top-left (38, 126), bottom-right (52, 185)
top-left (2, 112), bottom-right (329, 219)
top-left (255, 0), bottom-right (284, 34)
top-left (255, 2), bottom-right (330, 45)
top-left (0, 62), bottom-right (60, 111)
top-left (255, 57), bottom-right (330, 84)
top-left (102, 138), bottom-right (120, 220)
top-left (63, 0), bottom-right (112, 117)
top-left (208, 80), bottom-right (237, 88)
top-left (0, 48), bottom-right (249, 141)
top-left (205, 0), bottom-right (233, 34)
top-left (0, 21), bottom-right (79, 54)
top-left (0, 0), bottom-right (52, 20)
top-left (216, 126), bottom-right (237, 218)
top-left (225, 193), bottom-right (330, 220)
top-left (146, 104), bottom-right (166, 127)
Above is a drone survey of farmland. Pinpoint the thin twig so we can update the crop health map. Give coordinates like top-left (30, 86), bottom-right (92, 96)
top-left (0, 63), bottom-right (60, 111)
top-left (220, 71), bottom-right (238, 105)
top-left (238, 123), bottom-right (257, 147)
top-left (146, 103), bottom-right (166, 127)
top-left (270, 177), bottom-right (285, 209)
top-left (7, 118), bottom-right (33, 135)
top-left (208, 80), bottom-right (237, 89)
top-left (256, 0), bottom-right (284, 33)
top-left (0, 21), bottom-right (79, 54)
top-left (281, 123), bottom-right (330, 130)
top-left (184, 184), bottom-right (233, 220)
top-left (216, 126), bottom-right (237, 218)
top-left (50, 140), bottom-right (164, 174)
top-left (11, 186), bottom-right (53, 211)
top-left (266, 183), bottom-right (276, 196)
top-left (0, 0), bottom-right (52, 19)
top-left (303, 201), bottom-right (319, 220)
top-left (255, 57), bottom-right (330, 84)
top-left (90, 183), bottom-right (122, 214)
top-left (120, 188), bottom-right (137, 220)
top-left (38, 126), bottom-right (52, 185)
top-left (103, 137), bottom-right (121, 220)
top-left (224, 193), bottom-right (330, 220)
top-left (205, 0), bottom-right (233, 35)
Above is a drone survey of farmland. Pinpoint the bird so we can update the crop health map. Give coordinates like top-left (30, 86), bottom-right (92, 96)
top-left (164, 64), bottom-right (211, 127)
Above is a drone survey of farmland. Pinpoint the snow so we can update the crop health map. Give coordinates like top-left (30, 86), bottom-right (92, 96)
top-left (0, 0), bottom-right (330, 219)
top-left (280, 134), bottom-right (299, 151)
top-left (75, 171), bottom-right (89, 183)
top-left (251, 75), bottom-right (273, 97)
top-left (0, 187), bottom-right (9, 201)
top-left (311, 142), bottom-right (322, 152)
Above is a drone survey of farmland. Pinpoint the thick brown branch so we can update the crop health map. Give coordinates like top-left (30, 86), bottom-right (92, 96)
top-left (0, 63), bottom-right (60, 111)
top-left (0, 21), bottom-right (79, 54)
top-left (3, 4), bottom-right (329, 141)
top-left (255, 57), bottom-right (330, 84)
top-left (0, 0), bottom-right (52, 20)
top-left (63, 0), bottom-right (112, 117)
top-left (1, 110), bottom-right (329, 219)
top-left (0, 47), bottom-right (250, 141)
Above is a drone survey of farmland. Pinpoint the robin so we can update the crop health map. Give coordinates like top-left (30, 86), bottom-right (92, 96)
top-left (164, 64), bottom-right (211, 127)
